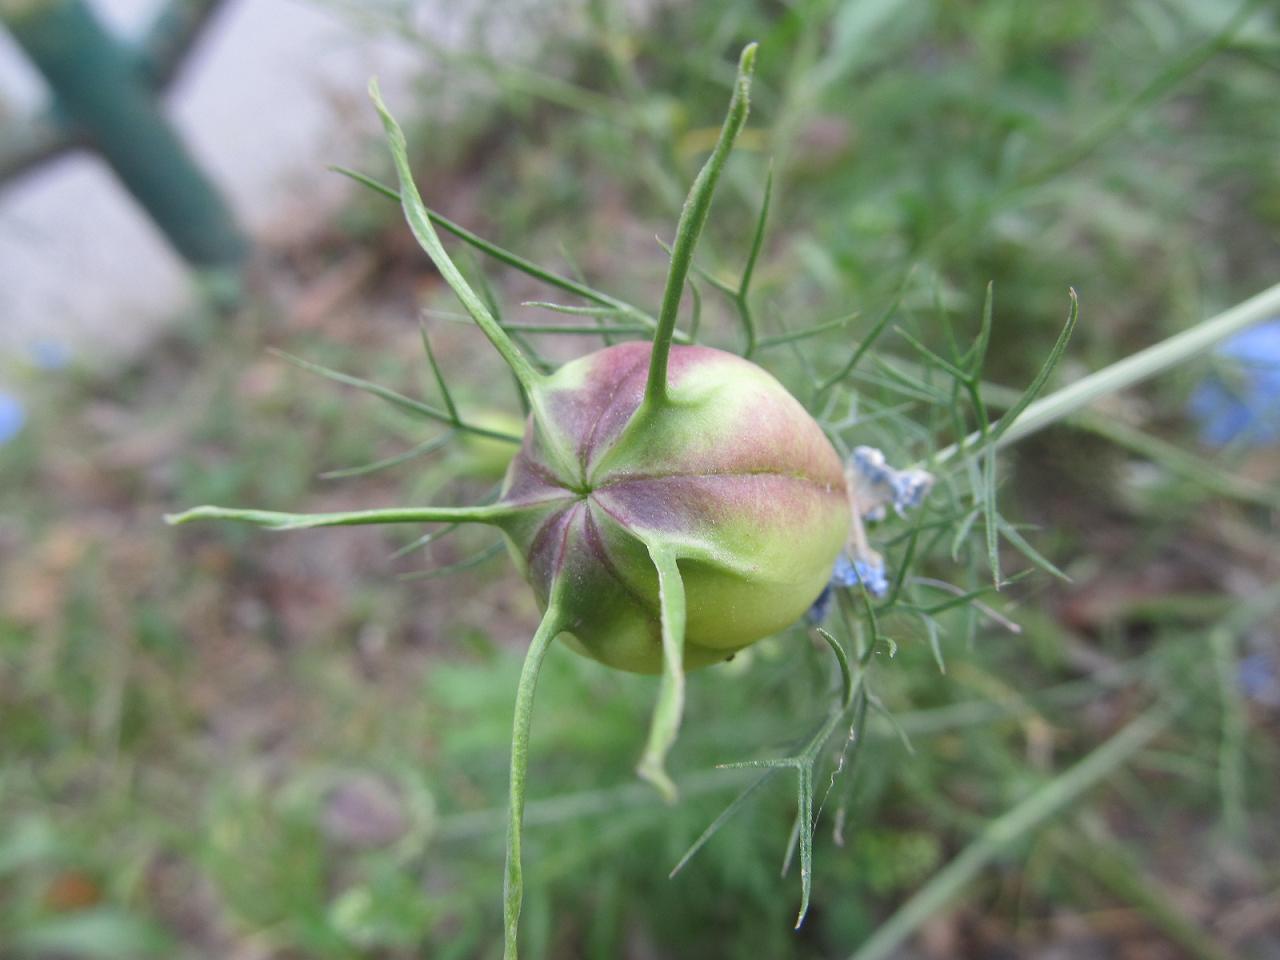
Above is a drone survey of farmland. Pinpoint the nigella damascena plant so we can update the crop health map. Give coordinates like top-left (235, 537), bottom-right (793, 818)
top-left (168, 46), bottom-right (921, 959)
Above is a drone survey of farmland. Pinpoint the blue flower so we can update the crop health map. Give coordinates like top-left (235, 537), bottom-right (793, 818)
top-left (29, 340), bottom-right (71, 371)
top-left (1187, 319), bottom-right (1280, 447)
top-left (806, 584), bottom-right (835, 624)
top-left (851, 558), bottom-right (889, 597)
top-left (806, 551), bottom-right (891, 624)
top-left (1238, 653), bottom-right (1278, 707)
top-left (849, 446), bottom-right (935, 518)
top-left (803, 448), bottom-right (926, 627)
top-left (805, 447), bottom-right (931, 624)
top-left (0, 392), bottom-right (26, 445)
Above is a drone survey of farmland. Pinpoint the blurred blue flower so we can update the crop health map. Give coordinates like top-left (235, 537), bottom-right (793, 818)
top-left (849, 446), bottom-right (935, 519)
top-left (0, 391), bottom-right (25, 445)
top-left (829, 553), bottom-right (860, 588)
top-left (28, 339), bottom-right (72, 371)
top-left (806, 584), bottom-right (835, 624)
top-left (851, 558), bottom-right (890, 597)
top-left (1238, 652), bottom-right (1278, 707)
top-left (1187, 319), bottom-right (1280, 447)
top-left (806, 554), bottom-right (892, 623)
top-left (807, 447), bottom-right (930, 624)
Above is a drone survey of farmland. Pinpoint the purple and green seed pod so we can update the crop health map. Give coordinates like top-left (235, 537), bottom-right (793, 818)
top-left (500, 340), bottom-right (850, 674)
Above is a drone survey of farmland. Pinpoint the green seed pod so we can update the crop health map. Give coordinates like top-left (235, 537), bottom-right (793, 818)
top-left (500, 341), bottom-right (849, 674)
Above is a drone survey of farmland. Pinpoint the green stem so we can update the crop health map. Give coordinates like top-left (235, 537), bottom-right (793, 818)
top-left (816, 628), bottom-right (855, 711)
top-left (848, 704), bottom-right (1171, 960)
top-left (866, 354), bottom-right (1278, 510)
top-left (643, 43), bottom-right (757, 405)
top-left (504, 605), bottom-right (564, 960)
top-left (164, 503), bottom-right (516, 530)
top-left (318, 431), bottom-right (456, 480)
top-left (712, 630), bottom-right (863, 929)
top-left (500, 322), bottom-right (654, 336)
top-left (936, 279), bottom-right (1280, 464)
top-left (636, 544), bottom-right (688, 803)
top-left (1054, 827), bottom-right (1239, 960)
top-left (369, 80), bottom-right (543, 396)
top-left (371, 81), bottom-right (587, 483)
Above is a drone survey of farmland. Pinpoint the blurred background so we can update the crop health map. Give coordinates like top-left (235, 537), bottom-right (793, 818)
top-left (1, 1), bottom-right (1278, 958)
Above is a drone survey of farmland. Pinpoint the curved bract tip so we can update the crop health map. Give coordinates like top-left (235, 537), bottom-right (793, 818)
top-left (636, 760), bottom-right (679, 805)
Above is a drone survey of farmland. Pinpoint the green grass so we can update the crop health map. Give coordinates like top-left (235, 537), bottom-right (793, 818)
top-left (3, 0), bottom-right (1279, 957)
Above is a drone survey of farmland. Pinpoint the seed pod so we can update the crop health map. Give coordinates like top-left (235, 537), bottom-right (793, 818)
top-left (501, 340), bottom-right (849, 674)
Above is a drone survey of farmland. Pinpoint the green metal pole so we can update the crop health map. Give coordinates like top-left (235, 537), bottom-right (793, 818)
top-left (1, 0), bottom-right (247, 268)
top-left (134, 0), bottom-right (227, 89)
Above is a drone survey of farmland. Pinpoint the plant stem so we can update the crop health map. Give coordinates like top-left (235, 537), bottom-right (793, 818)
top-left (869, 354), bottom-right (1278, 510)
top-left (369, 80), bottom-right (543, 396)
top-left (848, 704), bottom-right (1171, 960)
top-left (371, 80), bottom-right (589, 482)
top-left (504, 605), bottom-right (564, 960)
top-left (164, 503), bottom-right (519, 530)
top-left (710, 629), bottom-right (862, 929)
top-left (644, 43), bottom-right (757, 405)
top-left (936, 279), bottom-right (1280, 463)
top-left (1054, 826), bottom-right (1240, 960)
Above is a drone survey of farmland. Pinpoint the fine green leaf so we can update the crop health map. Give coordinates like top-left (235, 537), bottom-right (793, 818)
top-left (269, 348), bottom-right (521, 444)
top-left (813, 272), bottom-right (912, 405)
top-left (737, 163), bottom-right (773, 357)
top-left (669, 768), bottom-right (782, 878)
top-left (520, 301), bottom-right (629, 318)
top-left (987, 288), bottom-right (1080, 447)
top-left (757, 312), bottom-right (858, 350)
top-left (420, 325), bottom-right (460, 422)
top-left (319, 431), bottom-right (455, 480)
top-left (331, 164), bottom-right (658, 331)
top-left (399, 540), bottom-right (507, 581)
